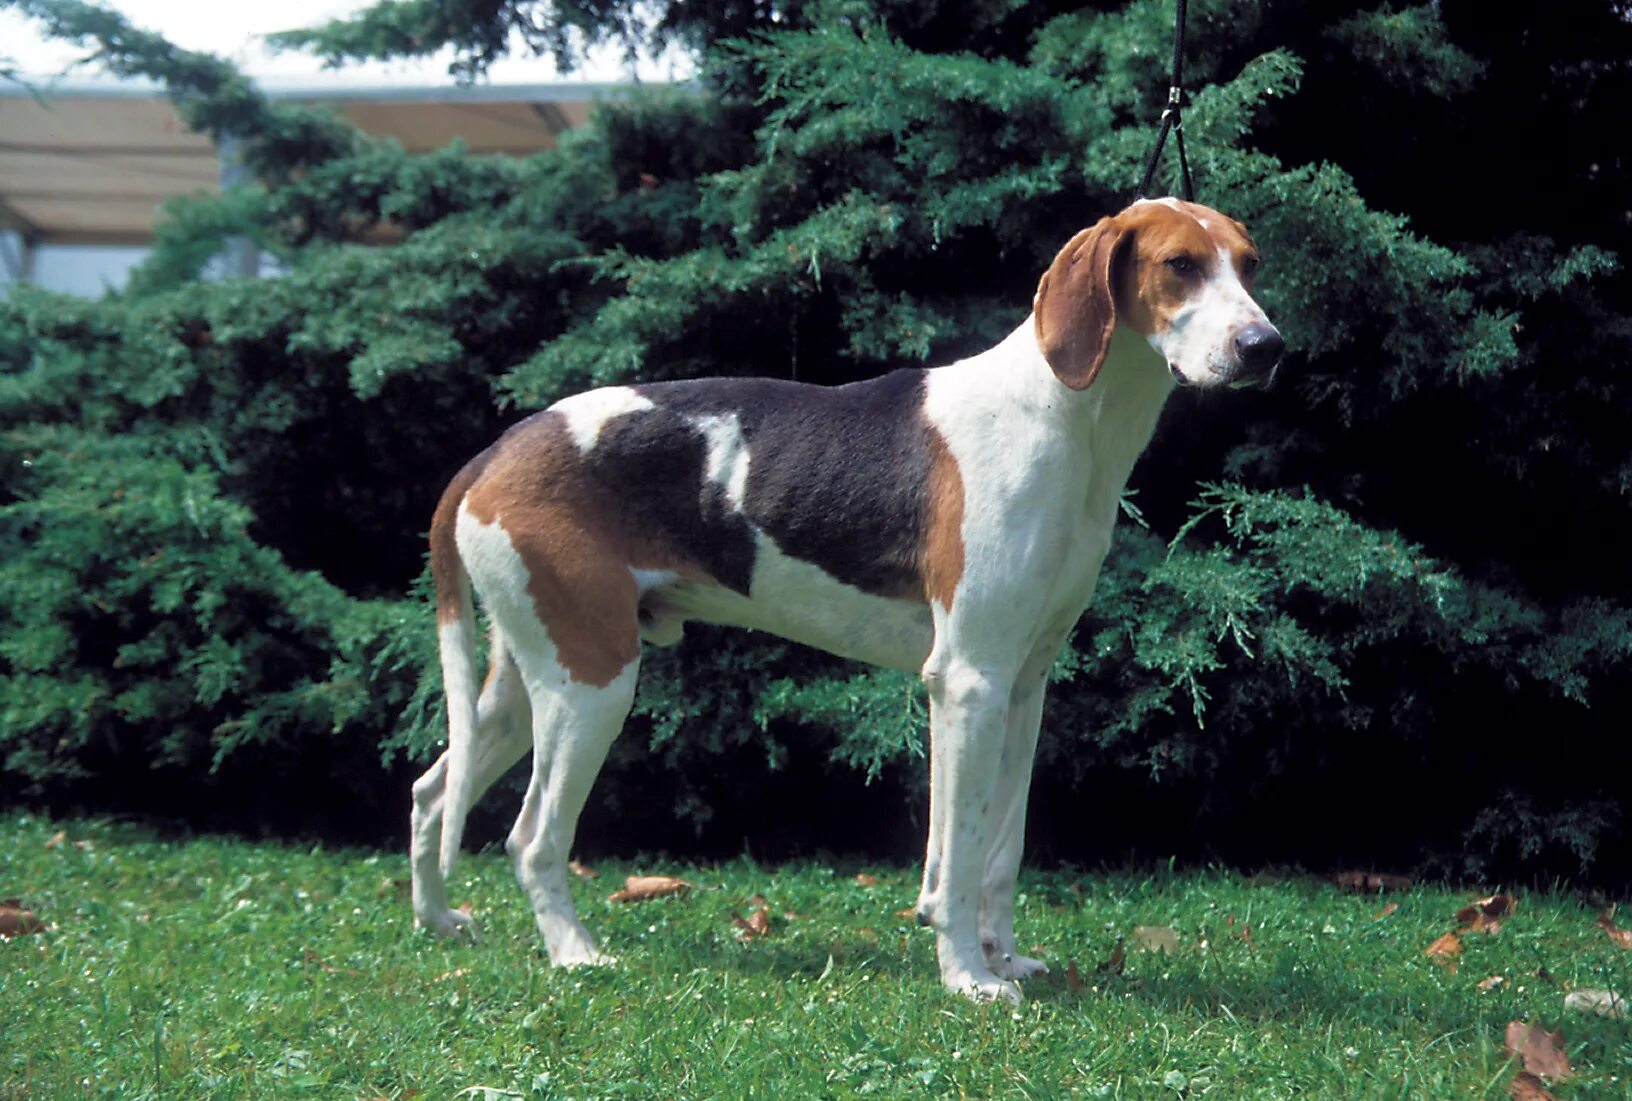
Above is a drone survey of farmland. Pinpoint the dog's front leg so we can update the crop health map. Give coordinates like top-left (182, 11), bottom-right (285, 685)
top-left (978, 624), bottom-right (1072, 980)
top-left (917, 656), bottom-right (1021, 1003)
top-left (979, 670), bottom-right (1049, 980)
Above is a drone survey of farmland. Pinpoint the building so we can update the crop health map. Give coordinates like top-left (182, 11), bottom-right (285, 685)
top-left (0, 79), bottom-right (616, 295)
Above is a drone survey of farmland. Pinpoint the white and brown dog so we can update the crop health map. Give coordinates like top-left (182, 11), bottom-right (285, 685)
top-left (409, 197), bottom-right (1283, 1003)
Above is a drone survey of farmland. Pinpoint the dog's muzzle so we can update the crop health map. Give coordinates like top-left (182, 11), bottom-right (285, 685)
top-left (1229, 322), bottom-right (1285, 390)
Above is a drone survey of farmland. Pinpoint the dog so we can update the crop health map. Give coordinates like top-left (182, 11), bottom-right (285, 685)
top-left (408, 197), bottom-right (1283, 1003)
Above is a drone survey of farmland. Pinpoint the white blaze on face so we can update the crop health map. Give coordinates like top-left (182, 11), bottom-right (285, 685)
top-left (1159, 249), bottom-right (1269, 386)
top-left (552, 386), bottom-right (656, 453)
top-left (1135, 199), bottom-right (1276, 388)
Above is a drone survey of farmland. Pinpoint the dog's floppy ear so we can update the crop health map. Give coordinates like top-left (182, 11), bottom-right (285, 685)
top-left (1033, 216), bottom-right (1132, 390)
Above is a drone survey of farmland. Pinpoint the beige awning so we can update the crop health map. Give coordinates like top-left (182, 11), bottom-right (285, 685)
top-left (0, 80), bottom-right (613, 245)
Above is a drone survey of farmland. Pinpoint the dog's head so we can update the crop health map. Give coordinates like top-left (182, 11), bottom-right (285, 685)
top-left (1034, 198), bottom-right (1283, 391)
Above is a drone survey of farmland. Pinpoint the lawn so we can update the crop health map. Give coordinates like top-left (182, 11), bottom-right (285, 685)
top-left (3, 814), bottom-right (1630, 1100)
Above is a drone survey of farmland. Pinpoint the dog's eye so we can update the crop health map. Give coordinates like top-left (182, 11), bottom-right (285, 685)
top-left (1242, 255), bottom-right (1261, 278)
top-left (1165, 255), bottom-right (1200, 276)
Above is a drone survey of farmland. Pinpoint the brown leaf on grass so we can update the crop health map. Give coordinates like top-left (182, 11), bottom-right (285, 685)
top-left (1334, 870), bottom-right (1414, 892)
top-left (1509, 1071), bottom-right (1562, 1101)
top-left (0, 902), bottom-right (44, 938)
top-left (455, 901), bottom-right (474, 917)
top-left (1424, 931), bottom-right (1463, 969)
top-left (607, 875), bottom-right (690, 903)
top-left (1239, 922), bottom-right (1255, 950)
top-left (1479, 975), bottom-right (1507, 992)
top-left (1374, 902), bottom-right (1400, 920)
top-left (1504, 1021), bottom-right (1573, 1080)
top-left (1597, 905), bottom-right (1632, 949)
top-left (895, 907), bottom-right (919, 922)
top-left (44, 830), bottom-right (67, 850)
top-left (1132, 926), bottom-right (1178, 954)
top-left (1065, 960), bottom-right (1086, 992)
top-left (854, 873), bottom-right (879, 887)
top-left (567, 860), bottom-right (598, 880)
top-left (732, 906), bottom-right (772, 940)
top-left (1457, 893), bottom-right (1516, 934)
top-left (1097, 938), bottom-right (1126, 976)
top-left (434, 967), bottom-right (471, 983)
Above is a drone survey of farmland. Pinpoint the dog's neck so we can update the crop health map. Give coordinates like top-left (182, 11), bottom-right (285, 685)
top-left (950, 318), bottom-right (1173, 527)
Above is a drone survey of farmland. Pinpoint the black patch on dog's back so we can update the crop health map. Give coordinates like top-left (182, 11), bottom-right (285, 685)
top-left (584, 406), bottom-right (760, 595)
top-left (623, 371), bottom-right (934, 599)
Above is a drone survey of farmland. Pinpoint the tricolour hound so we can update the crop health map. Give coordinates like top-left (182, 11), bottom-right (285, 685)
top-left (409, 197), bottom-right (1283, 1003)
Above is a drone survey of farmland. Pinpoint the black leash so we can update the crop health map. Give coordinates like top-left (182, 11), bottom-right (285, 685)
top-left (1134, 0), bottom-right (1195, 202)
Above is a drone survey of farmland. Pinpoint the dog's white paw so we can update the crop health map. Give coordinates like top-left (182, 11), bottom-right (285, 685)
top-left (988, 951), bottom-right (1050, 982)
top-left (417, 907), bottom-right (480, 942)
top-left (944, 966), bottom-right (1023, 1005)
top-left (557, 950), bottom-right (618, 969)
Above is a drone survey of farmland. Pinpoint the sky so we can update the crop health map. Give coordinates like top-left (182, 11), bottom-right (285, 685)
top-left (2, 0), bottom-right (689, 88)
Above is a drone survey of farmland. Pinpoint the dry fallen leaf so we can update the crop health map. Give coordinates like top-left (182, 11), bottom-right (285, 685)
top-left (1508, 1071), bottom-right (1562, 1101)
top-left (1132, 925), bottom-right (1178, 954)
top-left (895, 907), bottom-right (920, 922)
top-left (1478, 975), bottom-right (1507, 992)
top-left (1065, 959), bottom-right (1086, 992)
top-left (1597, 906), bottom-right (1632, 949)
top-left (733, 906), bottom-right (772, 940)
top-left (607, 875), bottom-right (691, 903)
top-left (1374, 902), bottom-right (1400, 920)
top-left (1564, 988), bottom-right (1629, 1019)
top-left (0, 902), bottom-right (44, 938)
top-left (434, 967), bottom-right (472, 983)
top-left (567, 860), bottom-right (598, 880)
top-left (1334, 870), bottom-right (1413, 892)
top-left (854, 873), bottom-right (879, 888)
top-left (1424, 932), bottom-right (1463, 968)
top-left (1097, 938), bottom-right (1126, 976)
top-left (1504, 1021), bottom-right (1573, 1080)
top-left (1457, 893), bottom-right (1516, 934)
top-left (44, 830), bottom-right (67, 850)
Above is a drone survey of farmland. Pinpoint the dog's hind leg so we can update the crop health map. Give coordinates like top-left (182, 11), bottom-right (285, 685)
top-left (505, 651), bottom-right (639, 968)
top-left (411, 626), bottom-right (532, 939)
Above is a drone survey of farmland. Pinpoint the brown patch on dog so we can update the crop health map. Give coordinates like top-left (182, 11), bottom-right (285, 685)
top-left (461, 412), bottom-right (715, 687)
top-left (1033, 218), bottom-right (1130, 390)
top-left (1114, 200), bottom-right (1261, 339)
top-left (430, 447), bottom-right (495, 626)
top-left (920, 425), bottom-right (965, 609)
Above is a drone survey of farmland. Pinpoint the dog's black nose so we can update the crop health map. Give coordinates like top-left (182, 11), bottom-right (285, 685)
top-left (1235, 323), bottom-right (1284, 374)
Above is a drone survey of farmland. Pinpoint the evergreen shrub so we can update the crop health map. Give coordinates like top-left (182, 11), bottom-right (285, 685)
top-left (3, 0), bottom-right (1629, 876)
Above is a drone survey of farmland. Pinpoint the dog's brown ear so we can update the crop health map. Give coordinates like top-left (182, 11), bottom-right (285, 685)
top-left (1033, 217), bottom-right (1131, 390)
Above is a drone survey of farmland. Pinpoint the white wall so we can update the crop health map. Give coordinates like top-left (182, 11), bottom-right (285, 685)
top-left (0, 235), bottom-right (149, 297)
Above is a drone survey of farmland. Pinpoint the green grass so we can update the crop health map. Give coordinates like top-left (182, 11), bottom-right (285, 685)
top-left (4, 815), bottom-right (1631, 1100)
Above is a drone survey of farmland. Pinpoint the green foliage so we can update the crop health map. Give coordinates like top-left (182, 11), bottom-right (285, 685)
top-left (3, 0), bottom-right (1630, 876)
